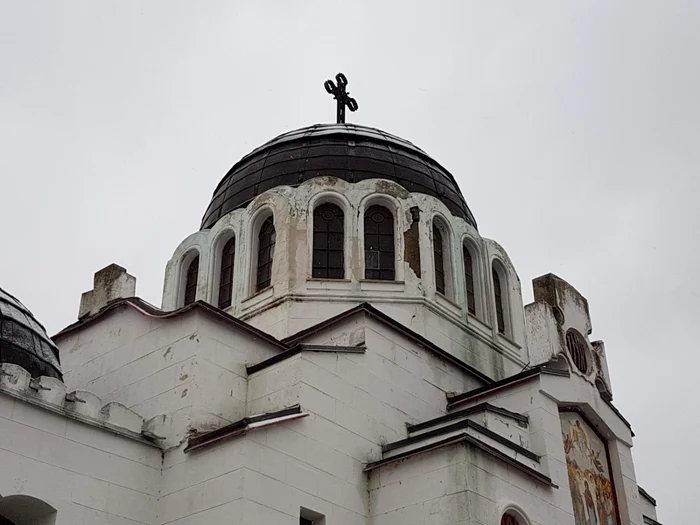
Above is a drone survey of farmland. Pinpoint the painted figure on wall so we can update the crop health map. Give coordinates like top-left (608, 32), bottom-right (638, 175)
top-left (561, 412), bottom-right (619, 525)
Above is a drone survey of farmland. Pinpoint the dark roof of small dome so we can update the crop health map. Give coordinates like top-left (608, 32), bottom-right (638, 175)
top-left (0, 288), bottom-right (62, 380)
top-left (201, 123), bottom-right (477, 230)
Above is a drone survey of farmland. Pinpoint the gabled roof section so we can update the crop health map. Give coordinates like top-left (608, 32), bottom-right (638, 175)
top-left (52, 297), bottom-right (289, 352)
top-left (446, 366), bottom-right (569, 410)
top-left (283, 302), bottom-right (494, 384)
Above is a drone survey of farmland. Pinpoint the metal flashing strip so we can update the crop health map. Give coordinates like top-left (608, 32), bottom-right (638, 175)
top-left (185, 405), bottom-right (308, 453)
top-left (446, 366), bottom-right (569, 410)
top-left (407, 402), bottom-right (528, 434)
top-left (53, 298), bottom-right (289, 352)
top-left (383, 418), bottom-right (539, 462)
top-left (246, 344), bottom-right (366, 375)
top-left (638, 486), bottom-right (657, 506)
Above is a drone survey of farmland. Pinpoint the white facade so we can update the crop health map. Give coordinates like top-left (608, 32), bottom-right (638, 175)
top-left (0, 141), bottom-right (662, 525)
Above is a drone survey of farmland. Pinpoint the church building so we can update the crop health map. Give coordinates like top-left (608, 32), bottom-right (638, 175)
top-left (0, 75), bottom-right (662, 525)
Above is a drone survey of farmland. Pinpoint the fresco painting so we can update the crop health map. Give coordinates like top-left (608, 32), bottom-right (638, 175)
top-left (560, 412), bottom-right (618, 525)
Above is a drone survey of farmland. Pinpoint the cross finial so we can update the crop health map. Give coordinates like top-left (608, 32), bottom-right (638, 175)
top-left (324, 73), bottom-right (358, 124)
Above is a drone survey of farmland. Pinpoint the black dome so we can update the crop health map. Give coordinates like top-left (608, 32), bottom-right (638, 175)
top-left (201, 124), bottom-right (476, 230)
top-left (0, 288), bottom-right (62, 380)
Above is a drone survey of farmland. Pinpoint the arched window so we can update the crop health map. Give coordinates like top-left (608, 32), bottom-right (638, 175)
top-left (501, 513), bottom-right (520, 525)
top-left (364, 205), bottom-right (395, 281)
top-left (256, 216), bottom-right (275, 292)
top-left (433, 225), bottom-right (446, 294)
top-left (492, 265), bottom-right (505, 334)
top-left (463, 245), bottom-right (476, 315)
top-left (312, 203), bottom-right (345, 279)
top-left (218, 237), bottom-right (236, 309)
top-left (184, 255), bottom-right (199, 306)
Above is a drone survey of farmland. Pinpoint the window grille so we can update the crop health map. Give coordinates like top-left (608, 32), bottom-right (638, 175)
top-left (493, 266), bottom-right (505, 334)
top-left (463, 246), bottom-right (476, 315)
top-left (184, 256), bottom-right (199, 306)
top-left (566, 329), bottom-right (589, 374)
top-left (218, 238), bottom-right (235, 309)
top-left (433, 225), bottom-right (445, 294)
top-left (256, 217), bottom-right (275, 292)
top-left (312, 203), bottom-right (345, 279)
top-left (364, 205), bottom-right (395, 281)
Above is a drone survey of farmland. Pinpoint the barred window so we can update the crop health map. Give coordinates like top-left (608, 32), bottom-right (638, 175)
top-left (463, 245), bottom-right (476, 315)
top-left (433, 225), bottom-right (445, 294)
top-left (312, 203), bottom-right (344, 279)
top-left (364, 205), bottom-right (395, 280)
top-left (256, 217), bottom-right (275, 292)
top-left (218, 238), bottom-right (236, 309)
top-left (565, 329), bottom-right (589, 374)
top-left (184, 255), bottom-right (199, 306)
top-left (493, 266), bottom-right (505, 334)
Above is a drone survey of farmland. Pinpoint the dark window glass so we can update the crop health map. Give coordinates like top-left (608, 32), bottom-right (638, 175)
top-left (463, 245), bottom-right (476, 315)
top-left (300, 519), bottom-right (313, 525)
top-left (566, 329), bottom-right (589, 374)
top-left (218, 237), bottom-right (236, 309)
top-left (493, 266), bottom-right (505, 334)
top-left (501, 514), bottom-right (519, 525)
top-left (256, 217), bottom-right (275, 292)
top-left (433, 225), bottom-right (445, 294)
top-left (312, 203), bottom-right (345, 279)
top-left (184, 255), bottom-right (199, 306)
top-left (364, 205), bottom-right (395, 281)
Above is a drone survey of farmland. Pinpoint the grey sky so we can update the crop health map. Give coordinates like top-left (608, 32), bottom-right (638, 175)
top-left (1, 1), bottom-right (696, 521)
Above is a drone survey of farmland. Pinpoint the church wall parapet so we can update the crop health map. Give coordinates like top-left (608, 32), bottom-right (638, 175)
top-left (0, 362), bottom-right (162, 447)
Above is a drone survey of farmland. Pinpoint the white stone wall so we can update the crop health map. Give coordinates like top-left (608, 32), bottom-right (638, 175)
top-left (369, 441), bottom-right (568, 525)
top-left (154, 311), bottom-right (492, 525)
top-left (57, 306), bottom-right (279, 447)
top-left (639, 492), bottom-right (657, 522)
top-left (0, 394), bottom-right (160, 525)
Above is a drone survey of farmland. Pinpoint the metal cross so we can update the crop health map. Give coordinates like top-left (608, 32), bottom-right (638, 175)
top-left (324, 73), bottom-right (358, 124)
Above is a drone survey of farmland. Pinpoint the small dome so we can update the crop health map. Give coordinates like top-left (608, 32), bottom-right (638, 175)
top-left (0, 288), bottom-right (62, 379)
top-left (201, 123), bottom-right (477, 230)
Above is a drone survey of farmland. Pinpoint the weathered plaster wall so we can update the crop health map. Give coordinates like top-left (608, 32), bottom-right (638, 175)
top-left (526, 274), bottom-right (614, 397)
top-left (162, 177), bottom-right (527, 380)
top-left (0, 394), bottom-right (160, 525)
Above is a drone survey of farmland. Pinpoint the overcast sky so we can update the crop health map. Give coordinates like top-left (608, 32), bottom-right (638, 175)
top-left (1, 1), bottom-right (697, 522)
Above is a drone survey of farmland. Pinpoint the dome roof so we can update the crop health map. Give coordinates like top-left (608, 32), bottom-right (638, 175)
top-left (201, 123), bottom-right (476, 230)
top-left (0, 288), bottom-right (62, 379)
